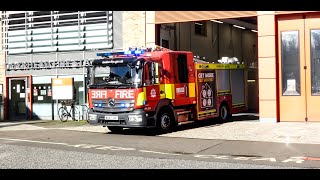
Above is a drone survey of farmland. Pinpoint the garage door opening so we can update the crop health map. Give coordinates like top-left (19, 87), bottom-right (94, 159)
top-left (157, 17), bottom-right (259, 113)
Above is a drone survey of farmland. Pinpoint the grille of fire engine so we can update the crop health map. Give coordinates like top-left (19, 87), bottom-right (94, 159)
top-left (92, 99), bottom-right (134, 113)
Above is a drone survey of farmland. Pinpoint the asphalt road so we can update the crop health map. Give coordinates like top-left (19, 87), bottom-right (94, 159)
top-left (0, 129), bottom-right (320, 169)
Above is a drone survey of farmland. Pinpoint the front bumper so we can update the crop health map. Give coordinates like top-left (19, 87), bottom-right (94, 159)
top-left (87, 109), bottom-right (155, 128)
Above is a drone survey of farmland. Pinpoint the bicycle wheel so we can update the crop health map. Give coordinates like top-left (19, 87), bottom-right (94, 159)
top-left (61, 112), bottom-right (69, 122)
top-left (71, 106), bottom-right (80, 121)
top-left (58, 107), bottom-right (69, 122)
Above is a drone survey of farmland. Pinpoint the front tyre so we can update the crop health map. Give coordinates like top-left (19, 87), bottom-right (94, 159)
top-left (156, 108), bottom-right (176, 134)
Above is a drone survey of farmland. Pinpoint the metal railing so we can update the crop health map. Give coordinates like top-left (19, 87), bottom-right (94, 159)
top-left (79, 104), bottom-right (89, 122)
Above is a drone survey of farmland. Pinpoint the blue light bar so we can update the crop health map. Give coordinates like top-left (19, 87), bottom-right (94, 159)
top-left (97, 49), bottom-right (145, 57)
top-left (124, 50), bottom-right (132, 55)
top-left (96, 51), bottom-right (125, 57)
top-left (135, 50), bottom-right (142, 54)
top-left (122, 50), bottom-right (145, 56)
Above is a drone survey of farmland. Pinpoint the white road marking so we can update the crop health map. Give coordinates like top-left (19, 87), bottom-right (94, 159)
top-left (233, 157), bottom-right (255, 160)
top-left (139, 150), bottom-right (181, 156)
top-left (0, 137), bottom-right (312, 164)
top-left (194, 155), bottom-right (219, 158)
top-left (0, 137), bottom-right (135, 152)
top-left (282, 157), bottom-right (305, 163)
top-left (214, 155), bottom-right (229, 159)
top-left (193, 154), bottom-right (309, 164)
top-left (252, 158), bottom-right (277, 162)
top-left (0, 137), bottom-right (69, 145)
top-left (96, 146), bottom-right (136, 151)
top-left (67, 144), bottom-right (102, 148)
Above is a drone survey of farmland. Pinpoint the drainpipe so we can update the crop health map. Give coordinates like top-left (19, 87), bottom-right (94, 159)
top-left (174, 23), bottom-right (177, 50)
top-left (190, 23), bottom-right (192, 51)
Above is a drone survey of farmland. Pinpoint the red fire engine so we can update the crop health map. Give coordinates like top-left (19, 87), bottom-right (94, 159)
top-left (87, 46), bottom-right (247, 133)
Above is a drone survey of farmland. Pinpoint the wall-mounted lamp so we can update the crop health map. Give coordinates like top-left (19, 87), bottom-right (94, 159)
top-left (210, 19), bottom-right (223, 24)
top-left (233, 25), bottom-right (245, 29)
top-left (195, 22), bottom-right (203, 26)
top-left (251, 30), bottom-right (258, 33)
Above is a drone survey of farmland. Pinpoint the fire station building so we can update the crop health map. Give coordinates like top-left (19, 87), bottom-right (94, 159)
top-left (0, 11), bottom-right (319, 122)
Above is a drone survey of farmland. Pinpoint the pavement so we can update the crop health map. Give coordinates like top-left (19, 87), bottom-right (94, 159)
top-left (1, 113), bottom-right (320, 145)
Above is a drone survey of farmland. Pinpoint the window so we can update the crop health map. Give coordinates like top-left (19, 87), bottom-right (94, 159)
top-left (32, 84), bottom-right (52, 103)
top-left (311, 30), bottom-right (320, 95)
top-left (195, 21), bottom-right (207, 36)
top-left (143, 62), bottom-right (152, 86)
top-left (57, 11), bottom-right (79, 26)
top-left (281, 31), bottom-right (300, 96)
top-left (143, 62), bottom-right (161, 85)
top-left (162, 39), bottom-right (169, 48)
top-left (84, 11), bottom-right (108, 25)
top-left (32, 11), bottom-right (51, 29)
top-left (3, 11), bottom-right (113, 54)
top-left (176, 54), bottom-right (189, 83)
top-left (154, 63), bottom-right (161, 84)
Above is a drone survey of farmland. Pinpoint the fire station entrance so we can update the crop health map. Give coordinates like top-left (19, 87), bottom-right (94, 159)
top-left (8, 77), bottom-right (29, 120)
top-left (278, 14), bottom-right (320, 122)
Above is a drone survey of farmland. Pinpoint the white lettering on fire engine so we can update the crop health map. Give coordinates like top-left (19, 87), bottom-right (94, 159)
top-left (91, 90), bottom-right (134, 99)
top-left (205, 73), bottom-right (214, 78)
top-left (198, 73), bottom-right (204, 79)
top-left (115, 90), bottom-right (134, 99)
top-left (91, 91), bottom-right (107, 99)
top-left (198, 73), bottom-right (214, 79)
top-left (176, 87), bottom-right (185, 94)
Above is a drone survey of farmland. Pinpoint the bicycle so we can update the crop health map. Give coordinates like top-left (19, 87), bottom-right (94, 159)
top-left (58, 100), bottom-right (80, 122)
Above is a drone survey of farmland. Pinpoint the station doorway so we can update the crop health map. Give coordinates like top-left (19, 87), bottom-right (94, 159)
top-left (8, 77), bottom-right (29, 120)
top-left (157, 17), bottom-right (259, 113)
top-left (278, 14), bottom-right (320, 122)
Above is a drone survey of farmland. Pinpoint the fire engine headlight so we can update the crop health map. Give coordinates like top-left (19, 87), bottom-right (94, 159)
top-left (89, 114), bottom-right (97, 121)
top-left (128, 115), bottom-right (143, 122)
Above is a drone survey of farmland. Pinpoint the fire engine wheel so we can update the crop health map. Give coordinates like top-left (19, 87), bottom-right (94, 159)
top-left (219, 104), bottom-right (230, 123)
top-left (107, 126), bottom-right (123, 133)
top-left (157, 109), bottom-right (175, 133)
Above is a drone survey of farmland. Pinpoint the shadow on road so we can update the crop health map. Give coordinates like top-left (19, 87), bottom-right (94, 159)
top-left (106, 113), bottom-right (259, 136)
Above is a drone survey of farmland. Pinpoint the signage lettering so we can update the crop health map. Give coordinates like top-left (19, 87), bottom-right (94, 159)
top-left (90, 90), bottom-right (135, 99)
top-left (6, 59), bottom-right (93, 71)
top-left (115, 90), bottom-right (134, 99)
top-left (102, 60), bottom-right (124, 64)
top-left (91, 90), bottom-right (107, 99)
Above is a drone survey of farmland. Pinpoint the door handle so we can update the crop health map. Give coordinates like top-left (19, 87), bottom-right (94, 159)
top-left (160, 90), bottom-right (165, 94)
top-left (27, 93), bottom-right (31, 102)
top-left (185, 85), bottom-right (188, 97)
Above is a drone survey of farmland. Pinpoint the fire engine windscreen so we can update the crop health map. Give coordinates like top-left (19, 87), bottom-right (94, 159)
top-left (91, 63), bottom-right (143, 87)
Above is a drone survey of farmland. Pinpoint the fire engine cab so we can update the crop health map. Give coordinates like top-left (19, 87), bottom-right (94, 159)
top-left (87, 46), bottom-right (247, 133)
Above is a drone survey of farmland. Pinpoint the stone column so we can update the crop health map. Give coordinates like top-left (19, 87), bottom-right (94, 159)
top-left (122, 11), bottom-right (146, 49)
top-left (145, 11), bottom-right (155, 47)
top-left (257, 11), bottom-right (277, 123)
top-left (0, 11), bottom-right (6, 120)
